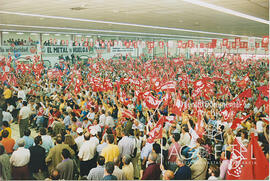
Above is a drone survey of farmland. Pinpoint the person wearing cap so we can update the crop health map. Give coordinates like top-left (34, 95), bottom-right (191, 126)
top-left (78, 132), bottom-right (99, 177)
top-left (75, 127), bottom-right (84, 150)
top-left (10, 139), bottom-right (31, 180)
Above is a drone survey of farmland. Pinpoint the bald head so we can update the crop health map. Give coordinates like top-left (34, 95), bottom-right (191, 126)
top-left (164, 170), bottom-right (174, 180)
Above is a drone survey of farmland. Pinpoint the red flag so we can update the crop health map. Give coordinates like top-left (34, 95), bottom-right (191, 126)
top-left (226, 137), bottom-right (248, 180)
top-left (144, 94), bottom-right (161, 109)
top-left (238, 88), bottom-right (252, 99)
top-left (239, 134), bottom-right (269, 180)
top-left (160, 81), bottom-right (177, 92)
top-left (257, 85), bottom-right (269, 97)
top-left (255, 94), bottom-right (267, 108)
top-left (231, 113), bottom-right (252, 130)
top-left (195, 112), bottom-right (205, 138)
top-left (220, 107), bottom-right (237, 122)
top-left (147, 118), bottom-right (164, 143)
top-left (122, 109), bottom-right (135, 119)
top-left (238, 74), bottom-right (250, 88)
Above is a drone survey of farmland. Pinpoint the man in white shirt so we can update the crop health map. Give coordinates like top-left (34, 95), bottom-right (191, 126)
top-left (19, 101), bottom-right (31, 137)
top-left (99, 109), bottom-right (106, 127)
top-left (75, 128), bottom-right (84, 150)
top-left (88, 119), bottom-right (101, 133)
top-left (105, 112), bottom-right (115, 128)
top-left (87, 107), bottom-right (95, 122)
top-left (2, 110), bottom-right (13, 123)
top-left (10, 139), bottom-right (30, 179)
top-left (78, 131), bottom-right (99, 177)
top-left (13, 86), bottom-right (26, 101)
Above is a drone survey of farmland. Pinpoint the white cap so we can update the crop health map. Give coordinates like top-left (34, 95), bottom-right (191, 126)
top-left (77, 127), bottom-right (83, 134)
top-left (90, 129), bottom-right (97, 136)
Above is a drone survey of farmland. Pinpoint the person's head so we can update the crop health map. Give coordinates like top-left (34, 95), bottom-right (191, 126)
top-left (104, 161), bottom-right (115, 175)
top-left (97, 155), bottom-right (105, 166)
top-left (172, 133), bottom-right (180, 142)
top-left (2, 121), bottom-right (9, 128)
top-left (50, 169), bottom-right (60, 180)
top-left (182, 124), bottom-right (188, 133)
top-left (34, 135), bottom-right (42, 145)
top-left (24, 129), bottom-right (31, 137)
top-left (40, 128), bottom-right (47, 135)
top-left (113, 156), bottom-right (121, 166)
top-left (84, 132), bottom-right (90, 141)
top-left (152, 143), bottom-right (161, 154)
top-left (0, 144), bottom-right (5, 155)
top-left (77, 127), bottom-right (83, 136)
top-left (17, 138), bottom-right (25, 147)
top-left (163, 170), bottom-right (174, 180)
top-left (221, 151), bottom-right (231, 160)
top-left (64, 134), bottom-right (75, 146)
top-left (2, 130), bottom-right (9, 138)
top-left (61, 148), bottom-right (71, 159)
top-left (22, 101), bottom-right (27, 107)
top-left (107, 134), bottom-right (114, 144)
top-left (55, 135), bottom-right (63, 144)
top-left (123, 155), bottom-right (132, 165)
top-left (208, 164), bottom-right (220, 177)
top-left (148, 152), bottom-right (157, 163)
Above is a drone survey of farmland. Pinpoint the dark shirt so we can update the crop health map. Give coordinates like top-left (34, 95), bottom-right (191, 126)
top-left (29, 145), bottom-right (46, 173)
top-left (103, 174), bottom-right (117, 180)
top-left (141, 163), bottom-right (161, 180)
top-left (174, 165), bottom-right (191, 180)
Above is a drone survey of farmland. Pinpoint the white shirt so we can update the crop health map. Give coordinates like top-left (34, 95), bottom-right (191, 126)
top-left (99, 114), bottom-right (106, 127)
top-left (189, 128), bottom-right (199, 148)
top-left (75, 135), bottom-right (84, 150)
top-left (10, 147), bottom-right (30, 167)
top-left (87, 112), bottom-right (95, 121)
top-left (18, 90), bottom-right (26, 100)
top-left (105, 116), bottom-right (115, 128)
top-left (2, 111), bottom-right (13, 122)
top-left (7, 105), bottom-right (15, 112)
top-left (78, 137), bottom-right (99, 161)
top-left (19, 106), bottom-right (31, 119)
top-left (256, 120), bottom-right (264, 133)
top-left (89, 125), bottom-right (101, 133)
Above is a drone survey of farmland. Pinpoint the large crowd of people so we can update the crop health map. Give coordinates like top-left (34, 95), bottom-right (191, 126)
top-left (0, 53), bottom-right (268, 180)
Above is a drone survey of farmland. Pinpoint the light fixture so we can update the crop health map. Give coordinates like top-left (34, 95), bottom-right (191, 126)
top-left (30, 33), bottom-right (38, 35)
top-left (43, 33), bottom-right (50, 36)
top-left (0, 10), bottom-right (266, 37)
top-left (182, 0), bottom-right (269, 25)
top-left (2, 32), bottom-right (9, 34)
top-left (0, 23), bottom-right (257, 40)
top-left (65, 34), bottom-right (70, 36)
top-left (86, 35), bottom-right (92, 37)
top-left (16, 32), bottom-right (24, 35)
top-left (76, 34), bottom-right (82, 37)
top-left (55, 33), bottom-right (61, 36)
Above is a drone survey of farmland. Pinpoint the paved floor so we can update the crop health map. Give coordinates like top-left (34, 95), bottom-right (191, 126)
top-left (10, 122), bottom-right (39, 140)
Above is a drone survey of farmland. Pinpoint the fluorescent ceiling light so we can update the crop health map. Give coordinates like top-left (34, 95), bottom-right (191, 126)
top-left (55, 33), bottom-right (61, 36)
top-left (16, 32), bottom-right (24, 34)
top-left (0, 10), bottom-right (262, 37)
top-left (76, 34), bottom-right (82, 37)
top-left (0, 29), bottom-right (219, 41)
top-left (0, 23), bottom-right (254, 40)
top-left (43, 33), bottom-right (50, 35)
top-left (30, 33), bottom-right (38, 35)
top-left (65, 34), bottom-right (70, 36)
top-left (2, 32), bottom-right (9, 34)
top-left (86, 35), bottom-right (92, 37)
top-left (182, 0), bottom-right (269, 25)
